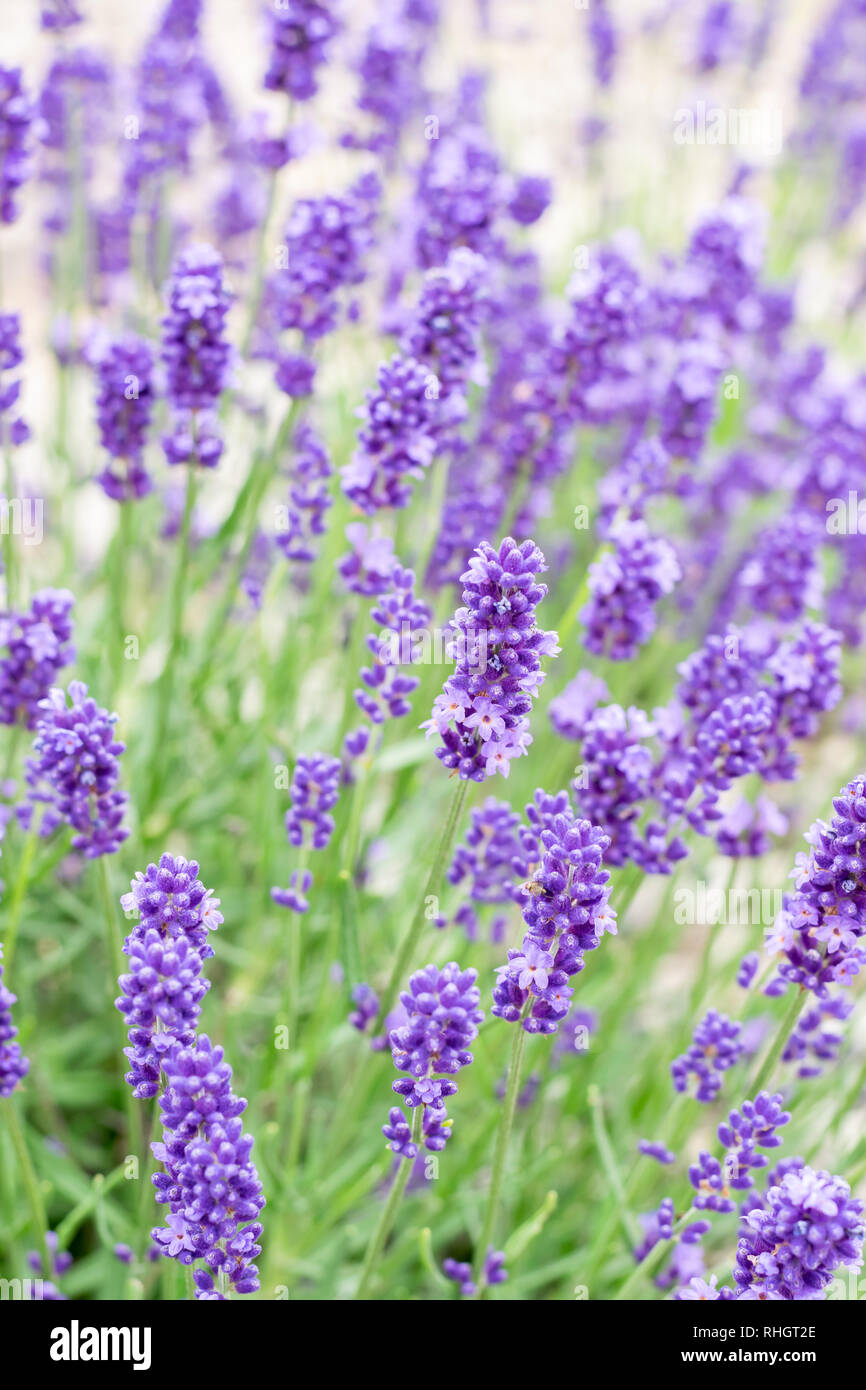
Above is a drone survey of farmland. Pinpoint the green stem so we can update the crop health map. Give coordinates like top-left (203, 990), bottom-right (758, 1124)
top-left (472, 1020), bottom-right (527, 1292)
top-left (354, 1107), bottom-right (421, 1299)
top-left (4, 1094), bottom-right (50, 1279)
top-left (371, 776), bottom-right (469, 1034)
top-left (587, 1083), bottom-right (641, 1247)
top-left (748, 986), bottom-right (807, 1095)
top-left (3, 823), bottom-right (39, 978)
top-left (146, 466), bottom-right (197, 809)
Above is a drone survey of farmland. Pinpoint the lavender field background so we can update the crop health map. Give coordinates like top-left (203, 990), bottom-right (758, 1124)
top-left (1, 0), bottom-right (866, 1304)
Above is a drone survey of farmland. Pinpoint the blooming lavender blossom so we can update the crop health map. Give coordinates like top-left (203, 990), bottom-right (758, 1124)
top-left (151, 1035), bottom-right (265, 1297)
top-left (384, 962), bottom-right (483, 1157)
top-left (0, 589), bottom-right (75, 728)
top-left (161, 244), bottom-right (232, 467)
top-left (0, 941), bottom-right (29, 1097)
top-left (263, 0), bottom-right (341, 101)
top-left (424, 538), bottom-right (559, 781)
top-left (639, 1139), bottom-right (676, 1165)
top-left (270, 868), bottom-right (312, 914)
top-left (93, 335), bottom-right (156, 500)
top-left (582, 519), bottom-right (681, 660)
top-left (0, 67), bottom-right (33, 225)
top-left (348, 982), bottom-right (379, 1033)
top-left (446, 797), bottom-right (523, 939)
top-left (671, 1010), bottom-right (744, 1102)
top-left (443, 1247), bottom-right (506, 1297)
top-left (399, 247), bottom-right (488, 408)
top-left (355, 565), bottom-right (432, 727)
top-left (281, 753), bottom-right (340, 851)
top-left (23, 681), bottom-right (128, 857)
top-left (733, 1165), bottom-right (863, 1299)
top-left (340, 354), bottom-right (437, 513)
top-left (338, 522), bottom-right (396, 597)
top-left (493, 806), bottom-right (616, 1034)
top-left (0, 313), bottom-right (30, 449)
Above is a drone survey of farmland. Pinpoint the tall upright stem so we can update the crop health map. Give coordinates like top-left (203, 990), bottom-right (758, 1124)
top-left (354, 1107), bottom-right (421, 1299)
top-left (372, 776), bottom-right (469, 1034)
top-left (472, 1020), bottom-right (527, 1292)
top-left (4, 1095), bottom-right (50, 1280)
top-left (146, 466), bottom-right (196, 809)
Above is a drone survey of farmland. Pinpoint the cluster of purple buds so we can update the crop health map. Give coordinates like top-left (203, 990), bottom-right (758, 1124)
top-left (0, 67), bottom-right (33, 225)
top-left (424, 538), bottom-right (559, 781)
top-left (582, 518), bottom-right (681, 660)
top-left (0, 589), bottom-right (75, 728)
top-left (445, 796), bottom-right (523, 941)
top-left (348, 982), bottom-right (379, 1033)
top-left (26, 1230), bottom-right (72, 1300)
top-left (151, 1035), bottom-right (264, 1298)
top-left (93, 334), bottom-right (156, 500)
top-left (338, 522), bottom-right (396, 597)
top-left (689, 1090), bottom-right (790, 1213)
top-left (283, 753), bottom-right (340, 850)
top-left (383, 962), bottom-right (483, 1158)
top-left (763, 776), bottom-right (866, 1003)
top-left (161, 243), bottom-right (232, 468)
top-left (493, 806), bottom-right (616, 1035)
top-left (671, 1010), bottom-right (744, 1102)
top-left (0, 941), bottom-right (29, 1098)
top-left (264, 173), bottom-right (380, 347)
top-left (354, 565), bottom-right (432, 727)
top-left (22, 681), bottom-right (128, 857)
top-left (0, 312), bottom-right (30, 448)
top-left (442, 1248), bottom-right (507, 1297)
top-left (399, 247), bottom-right (488, 411)
top-left (116, 854), bottom-right (223, 1098)
top-left (263, 0), bottom-right (341, 102)
top-left (276, 422), bottom-right (332, 567)
top-left (734, 1165), bottom-right (864, 1299)
top-left (340, 353), bottom-right (437, 513)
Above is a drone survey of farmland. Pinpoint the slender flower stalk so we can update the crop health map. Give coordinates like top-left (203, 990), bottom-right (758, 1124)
top-left (355, 1106), bottom-right (420, 1300)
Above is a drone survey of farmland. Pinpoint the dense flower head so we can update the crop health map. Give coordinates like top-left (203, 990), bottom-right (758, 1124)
top-left (93, 334), bottom-right (156, 500)
top-left (414, 123), bottom-right (507, 269)
top-left (732, 512), bottom-right (823, 622)
top-left (0, 67), bottom-right (33, 225)
top-left (116, 929), bottom-right (210, 1098)
top-left (283, 753), bottom-right (341, 850)
top-left (0, 312), bottom-right (30, 448)
top-left (355, 564), bottom-right (432, 726)
top-left (0, 589), bottom-right (75, 729)
top-left (161, 243), bottom-right (232, 467)
top-left (582, 519), bottom-right (681, 660)
top-left (151, 1035), bottom-right (264, 1296)
top-left (276, 421), bottom-right (332, 567)
top-left (265, 173), bottom-right (380, 344)
top-left (493, 805), bottom-right (615, 1034)
top-left (733, 1165), bottom-right (864, 1299)
top-left (446, 796), bottom-right (523, 939)
top-left (384, 962), bottom-right (483, 1157)
top-left (671, 1010), bottom-right (744, 1102)
top-left (338, 522), bottom-right (396, 597)
top-left (24, 681), bottom-right (128, 857)
top-left (263, 0), bottom-right (341, 101)
top-left (348, 982), bottom-right (379, 1033)
top-left (399, 247), bottom-right (488, 405)
top-left (0, 941), bottom-right (29, 1098)
top-left (340, 353), bottom-right (437, 513)
top-left (425, 538), bottom-right (559, 781)
top-left (120, 853), bottom-right (223, 955)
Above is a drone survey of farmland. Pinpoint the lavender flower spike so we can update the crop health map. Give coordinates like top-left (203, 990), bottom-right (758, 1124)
top-left (424, 538), bottom-right (560, 781)
top-left (0, 941), bottom-right (29, 1097)
top-left (23, 681), bottom-right (128, 857)
top-left (161, 243), bottom-right (232, 468)
top-left (734, 1165), bottom-right (864, 1300)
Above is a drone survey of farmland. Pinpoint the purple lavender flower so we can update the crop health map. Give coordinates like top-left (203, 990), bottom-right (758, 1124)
top-left (588, 0), bottom-right (617, 86)
top-left (263, 0), bottom-right (341, 101)
top-left (23, 681), bottom-right (128, 857)
top-left (0, 589), bottom-right (75, 728)
top-left (41, 0), bottom-right (84, 30)
top-left (493, 807), bottom-right (616, 1035)
top-left (0, 313), bottom-right (30, 449)
top-left (151, 1035), bottom-right (264, 1297)
top-left (634, 1198), bottom-right (674, 1263)
top-left (446, 797), bottom-right (523, 939)
top-left (340, 354), bottom-right (437, 513)
top-left (275, 421), bottom-right (332, 567)
top-left (582, 519), bottom-right (681, 660)
top-left (0, 67), bottom-right (33, 225)
top-left (355, 565), bottom-right (432, 726)
top-left (120, 852), bottom-right (224, 953)
top-left (270, 867), bottom-right (312, 914)
top-left (737, 952), bottom-right (760, 988)
top-left (508, 175), bottom-right (552, 226)
top-left (348, 982), bottom-right (379, 1033)
top-left (0, 941), bottom-right (29, 1098)
top-left (734, 512), bottom-right (823, 621)
top-left (443, 1247), bottom-right (506, 1297)
top-left (282, 753), bottom-right (340, 851)
top-left (733, 1165), bottom-right (864, 1299)
top-left (399, 247), bottom-right (488, 408)
top-left (424, 538), bottom-right (559, 781)
top-left (93, 335), bottom-right (156, 501)
top-left (338, 522), bottom-right (396, 597)
top-left (639, 1139), bottom-right (676, 1165)
top-left (384, 962), bottom-right (483, 1157)
top-left (671, 1010), bottom-right (744, 1102)
top-left (161, 244), bottom-right (232, 468)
